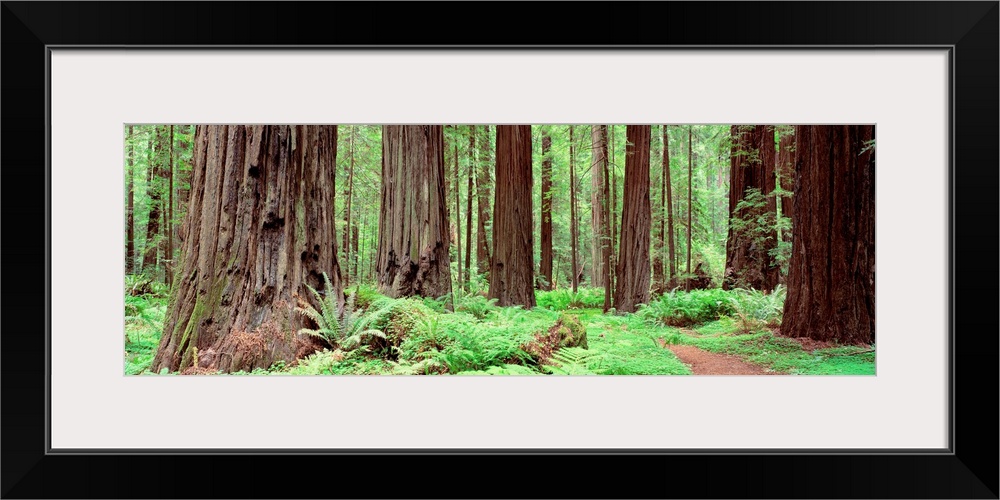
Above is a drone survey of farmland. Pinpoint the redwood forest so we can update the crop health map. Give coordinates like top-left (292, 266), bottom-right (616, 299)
top-left (124, 124), bottom-right (875, 375)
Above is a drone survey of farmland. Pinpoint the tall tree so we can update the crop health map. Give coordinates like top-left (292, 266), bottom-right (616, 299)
top-left (465, 127), bottom-right (475, 282)
top-left (126, 126), bottom-right (136, 274)
top-left (782, 125), bottom-right (875, 344)
top-left (663, 125), bottom-right (676, 288)
top-left (609, 126), bottom-right (618, 294)
top-left (686, 126), bottom-right (693, 291)
top-left (590, 125), bottom-right (610, 288)
top-left (724, 125), bottom-right (779, 292)
top-left (166, 125), bottom-right (175, 285)
top-left (343, 125), bottom-right (356, 285)
top-left (142, 126), bottom-right (169, 275)
top-left (453, 141), bottom-right (463, 291)
top-left (376, 125), bottom-right (453, 299)
top-left (476, 126), bottom-right (492, 276)
top-left (777, 128), bottom-right (796, 241)
top-left (599, 126), bottom-right (612, 311)
top-left (538, 129), bottom-right (554, 290)
top-left (613, 125), bottom-right (651, 313)
top-left (151, 125), bottom-right (343, 373)
top-left (568, 125), bottom-right (579, 292)
top-left (489, 125), bottom-right (535, 307)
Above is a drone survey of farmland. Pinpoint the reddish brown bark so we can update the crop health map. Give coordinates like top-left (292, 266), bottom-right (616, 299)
top-left (663, 125), bottom-right (676, 288)
top-left (569, 125), bottom-right (579, 293)
top-left (724, 125), bottom-right (779, 292)
top-left (613, 125), bottom-right (652, 313)
top-left (152, 125), bottom-right (343, 373)
top-left (782, 125), bottom-right (875, 345)
top-left (377, 125), bottom-right (452, 299)
top-left (126, 126), bottom-right (136, 274)
top-left (590, 125), bottom-right (609, 289)
top-left (465, 127), bottom-right (475, 282)
top-left (539, 129), bottom-right (554, 290)
top-left (489, 125), bottom-right (535, 307)
top-left (476, 126), bottom-right (492, 276)
top-left (777, 129), bottom-right (796, 235)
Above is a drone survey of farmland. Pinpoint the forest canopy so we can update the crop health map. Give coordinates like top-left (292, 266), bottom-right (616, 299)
top-left (124, 124), bottom-right (875, 376)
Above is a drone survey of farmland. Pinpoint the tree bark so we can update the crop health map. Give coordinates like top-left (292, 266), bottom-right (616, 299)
top-left (376, 125), bottom-right (453, 299)
top-left (489, 125), bottom-right (535, 307)
top-left (782, 125), bottom-right (875, 344)
top-left (609, 126), bottom-right (618, 295)
top-left (777, 129), bottom-right (796, 240)
top-left (664, 125), bottom-right (676, 288)
top-left (539, 129), bottom-right (554, 290)
top-left (166, 125), bottom-right (175, 285)
top-left (613, 125), bottom-right (652, 313)
top-left (686, 126), bottom-right (693, 291)
top-left (152, 125), bottom-right (343, 373)
top-left (590, 125), bottom-right (609, 288)
top-left (343, 125), bottom-right (356, 285)
top-left (142, 126), bottom-right (169, 276)
top-left (652, 126), bottom-right (665, 291)
top-left (724, 125), bottom-right (779, 292)
top-left (476, 126), bottom-right (492, 276)
top-left (126, 126), bottom-right (136, 274)
top-left (569, 125), bottom-right (579, 293)
top-left (465, 127), bottom-right (475, 282)
top-left (453, 141), bottom-right (463, 291)
top-left (599, 126), bottom-right (612, 311)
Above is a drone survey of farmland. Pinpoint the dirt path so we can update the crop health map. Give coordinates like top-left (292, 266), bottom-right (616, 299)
top-left (664, 344), bottom-right (776, 375)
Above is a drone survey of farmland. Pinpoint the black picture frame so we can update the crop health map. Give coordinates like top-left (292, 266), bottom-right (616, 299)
top-left (2, 2), bottom-right (996, 498)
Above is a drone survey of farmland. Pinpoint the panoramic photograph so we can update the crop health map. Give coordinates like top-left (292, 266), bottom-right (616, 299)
top-left (124, 124), bottom-right (875, 376)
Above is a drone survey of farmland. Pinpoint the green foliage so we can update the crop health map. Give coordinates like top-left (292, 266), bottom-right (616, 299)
top-left (638, 288), bottom-right (735, 327)
top-left (542, 347), bottom-right (602, 375)
top-left (727, 285), bottom-right (786, 333)
top-left (348, 283), bottom-right (383, 310)
top-left (295, 272), bottom-right (347, 347)
top-left (456, 293), bottom-right (499, 319)
top-left (535, 287), bottom-right (604, 311)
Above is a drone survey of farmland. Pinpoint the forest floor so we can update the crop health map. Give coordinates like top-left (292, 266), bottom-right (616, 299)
top-left (125, 286), bottom-right (876, 376)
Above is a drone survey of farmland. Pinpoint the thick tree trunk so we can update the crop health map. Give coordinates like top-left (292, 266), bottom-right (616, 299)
top-left (613, 125), bottom-right (651, 313)
top-left (465, 127), bottom-right (475, 281)
top-left (539, 129), bottom-right (554, 290)
top-left (724, 125), bottom-right (779, 292)
top-left (126, 126), bottom-right (136, 274)
top-left (489, 125), bottom-right (535, 307)
top-left (569, 125), bottom-right (579, 293)
top-left (777, 130), bottom-right (795, 240)
top-left (782, 125), bottom-right (875, 344)
top-left (590, 125), bottom-right (609, 288)
top-left (476, 126), bottom-right (492, 276)
top-left (664, 125), bottom-right (676, 288)
top-left (152, 125), bottom-right (343, 373)
top-left (376, 125), bottom-right (453, 299)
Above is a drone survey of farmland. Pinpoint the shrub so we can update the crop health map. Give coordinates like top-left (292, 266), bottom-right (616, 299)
top-left (728, 284), bottom-right (786, 333)
top-left (638, 289), bottom-right (735, 327)
top-left (536, 287), bottom-right (604, 311)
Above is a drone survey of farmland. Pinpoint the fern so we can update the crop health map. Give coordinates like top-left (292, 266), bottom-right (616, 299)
top-left (543, 347), bottom-right (602, 375)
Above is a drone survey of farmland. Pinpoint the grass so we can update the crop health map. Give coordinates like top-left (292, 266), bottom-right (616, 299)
top-left (125, 285), bottom-right (874, 376)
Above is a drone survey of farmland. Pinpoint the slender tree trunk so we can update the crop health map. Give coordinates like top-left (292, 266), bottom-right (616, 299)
top-left (376, 125), bottom-right (453, 300)
top-left (539, 129), bottom-right (554, 290)
top-left (598, 126), bottom-right (612, 311)
top-left (152, 125), bottom-right (343, 373)
top-left (609, 126), bottom-right (618, 295)
top-left (489, 125), bottom-right (535, 307)
top-left (166, 125), bottom-right (175, 285)
top-left (613, 125), bottom-right (652, 313)
top-left (453, 141), bottom-right (463, 292)
top-left (569, 125), bottom-right (579, 293)
top-left (664, 125), bottom-right (676, 288)
top-left (782, 125), bottom-right (875, 344)
top-left (590, 125), bottom-right (609, 289)
top-left (126, 126), bottom-right (136, 274)
top-left (143, 126), bottom-right (169, 277)
top-left (686, 126), bottom-right (693, 291)
top-left (652, 126), bottom-right (665, 291)
top-left (476, 126), bottom-right (493, 277)
top-left (343, 125), bottom-right (356, 285)
top-left (465, 127), bottom-right (475, 282)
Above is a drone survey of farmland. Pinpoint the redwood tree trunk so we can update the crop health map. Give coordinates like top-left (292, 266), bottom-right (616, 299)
top-left (476, 126), bottom-right (492, 276)
top-left (376, 125), bottom-right (453, 299)
top-left (664, 125), bottom-right (676, 288)
top-left (539, 129), bottom-right (554, 290)
top-left (652, 125), bottom-right (665, 291)
top-left (489, 125), bottom-right (535, 307)
top-left (613, 125), bottom-right (651, 313)
top-left (152, 125), bottom-right (343, 373)
top-left (126, 126), bottom-right (135, 274)
top-left (686, 126), bottom-right (693, 291)
top-left (590, 125), bottom-right (609, 288)
top-left (453, 141), bottom-right (463, 290)
top-left (465, 127), bottom-right (475, 281)
top-left (782, 125), bottom-right (875, 344)
top-left (724, 125), bottom-right (779, 292)
top-left (142, 127), bottom-right (167, 273)
top-left (343, 125), bottom-right (356, 285)
top-left (569, 125), bottom-right (579, 292)
top-left (166, 125), bottom-right (175, 285)
top-left (777, 129), bottom-right (796, 240)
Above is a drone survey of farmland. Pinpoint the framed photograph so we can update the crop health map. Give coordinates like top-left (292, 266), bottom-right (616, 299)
top-left (3, 2), bottom-right (996, 498)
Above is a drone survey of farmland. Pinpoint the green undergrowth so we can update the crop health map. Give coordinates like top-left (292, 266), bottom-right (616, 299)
top-left (126, 284), bottom-right (873, 376)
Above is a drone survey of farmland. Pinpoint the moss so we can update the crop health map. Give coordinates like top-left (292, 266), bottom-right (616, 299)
top-left (556, 312), bottom-right (588, 349)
